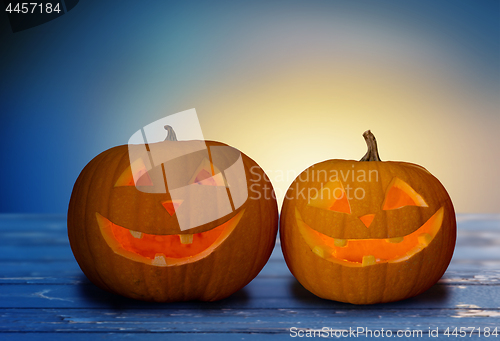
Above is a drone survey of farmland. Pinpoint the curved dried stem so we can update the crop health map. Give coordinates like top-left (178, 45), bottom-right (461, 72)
top-left (360, 130), bottom-right (382, 161)
top-left (164, 125), bottom-right (178, 141)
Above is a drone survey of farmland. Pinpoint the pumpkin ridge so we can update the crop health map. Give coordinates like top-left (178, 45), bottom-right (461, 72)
top-left (106, 148), bottom-right (132, 294)
top-left (85, 149), bottom-right (116, 292)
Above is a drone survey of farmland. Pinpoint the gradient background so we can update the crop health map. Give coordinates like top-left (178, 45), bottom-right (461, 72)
top-left (0, 0), bottom-right (498, 214)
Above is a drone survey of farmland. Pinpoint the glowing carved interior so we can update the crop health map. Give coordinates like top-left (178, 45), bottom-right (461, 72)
top-left (307, 180), bottom-right (351, 214)
top-left (382, 178), bottom-right (428, 210)
top-left (161, 200), bottom-right (183, 216)
top-left (296, 207), bottom-right (443, 267)
top-left (96, 210), bottom-right (244, 266)
top-left (114, 159), bottom-right (153, 187)
top-left (359, 214), bottom-right (375, 228)
top-left (188, 158), bottom-right (226, 187)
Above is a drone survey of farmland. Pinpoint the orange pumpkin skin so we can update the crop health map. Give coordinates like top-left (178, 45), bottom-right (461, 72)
top-left (280, 133), bottom-right (456, 305)
top-left (68, 140), bottom-right (278, 302)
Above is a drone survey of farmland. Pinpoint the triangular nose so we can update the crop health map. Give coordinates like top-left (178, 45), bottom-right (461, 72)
top-left (161, 200), bottom-right (183, 216)
top-left (360, 214), bottom-right (375, 228)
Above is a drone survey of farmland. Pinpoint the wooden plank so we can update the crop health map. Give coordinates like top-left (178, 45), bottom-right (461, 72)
top-left (440, 270), bottom-right (500, 285)
top-left (0, 279), bottom-right (499, 309)
top-left (2, 267), bottom-right (500, 286)
top-left (0, 215), bottom-right (66, 231)
top-left (456, 215), bottom-right (500, 231)
top-left (0, 333), bottom-right (491, 341)
top-left (0, 260), bottom-right (290, 282)
top-left (452, 247), bottom-right (500, 260)
top-left (0, 245), bottom-right (74, 261)
top-left (0, 261), bottom-right (82, 280)
top-left (2, 258), bottom-right (500, 282)
top-left (1, 214), bottom-right (499, 339)
top-left (0, 232), bottom-right (69, 245)
top-left (0, 333), bottom-right (300, 341)
top-left (1, 308), bottom-right (499, 335)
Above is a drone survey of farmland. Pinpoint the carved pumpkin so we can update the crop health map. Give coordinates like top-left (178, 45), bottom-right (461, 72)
top-left (280, 131), bottom-right (456, 304)
top-left (68, 127), bottom-right (278, 302)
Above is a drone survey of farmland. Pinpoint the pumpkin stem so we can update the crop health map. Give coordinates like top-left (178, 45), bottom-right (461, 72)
top-left (360, 130), bottom-right (382, 161)
top-left (164, 125), bottom-right (178, 141)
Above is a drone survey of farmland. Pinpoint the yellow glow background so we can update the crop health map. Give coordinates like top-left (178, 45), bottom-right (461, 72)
top-left (3, 1), bottom-right (497, 214)
top-left (190, 14), bottom-right (499, 213)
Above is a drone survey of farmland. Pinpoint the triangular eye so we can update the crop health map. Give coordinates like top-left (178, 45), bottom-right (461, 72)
top-left (188, 158), bottom-right (226, 187)
top-left (193, 169), bottom-right (212, 184)
top-left (382, 178), bottom-right (428, 210)
top-left (161, 200), bottom-right (183, 216)
top-left (329, 192), bottom-right (351, 214)
top-left (307, 180), bottom-right (351, 214)
top-left (115, 159), bottom-right (153, 187)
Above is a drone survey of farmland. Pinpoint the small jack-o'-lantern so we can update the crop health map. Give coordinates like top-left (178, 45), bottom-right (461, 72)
top-left (280, 131), bottom-right (456, 304)
top-left (68, 127), bottom-right (278, 302)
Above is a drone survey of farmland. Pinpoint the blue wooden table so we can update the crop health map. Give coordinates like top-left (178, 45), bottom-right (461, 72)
top-left (1, 214), bottom-right (500, 340)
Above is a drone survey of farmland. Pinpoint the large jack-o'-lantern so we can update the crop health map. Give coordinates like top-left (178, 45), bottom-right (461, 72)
top-left (68, 126), bottom-right (278, 302)
top-left (280, 131), bottom-right (456, 304)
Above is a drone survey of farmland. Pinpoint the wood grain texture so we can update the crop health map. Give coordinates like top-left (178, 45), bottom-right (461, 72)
top-left (1, 214), bottom-right (500, 339)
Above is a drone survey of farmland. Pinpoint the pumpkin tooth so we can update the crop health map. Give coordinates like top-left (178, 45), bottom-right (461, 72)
top-left (362, 255), bottom-right (376, 267)
top-left (179, 234), bottom-right (194, 244)
top-left (418, 233), bottom-right (432, 246)
top-left (334, 238), bottom-right (347, 247)
top-left (386, 236), bottom-right (404, 243)
top-left (152, 253), bottom-right (167, 266)
top-left (312, 245), bottom-right (335, 258)
top-left (406, 246), bottom-right (423, 258)
top-left (312, 246), bottom-right (325, 258)
top-left (129, 230), bottom-right (143, 239)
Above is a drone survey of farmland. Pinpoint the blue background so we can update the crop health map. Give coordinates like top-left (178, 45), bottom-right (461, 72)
top-left (0, 0), bottom-right (498, 214)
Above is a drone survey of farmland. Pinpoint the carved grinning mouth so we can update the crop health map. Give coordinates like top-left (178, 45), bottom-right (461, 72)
top-left (296, 207), bottom-right (444, 267)
top-left (96, 210), bottom-right (244, 266)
